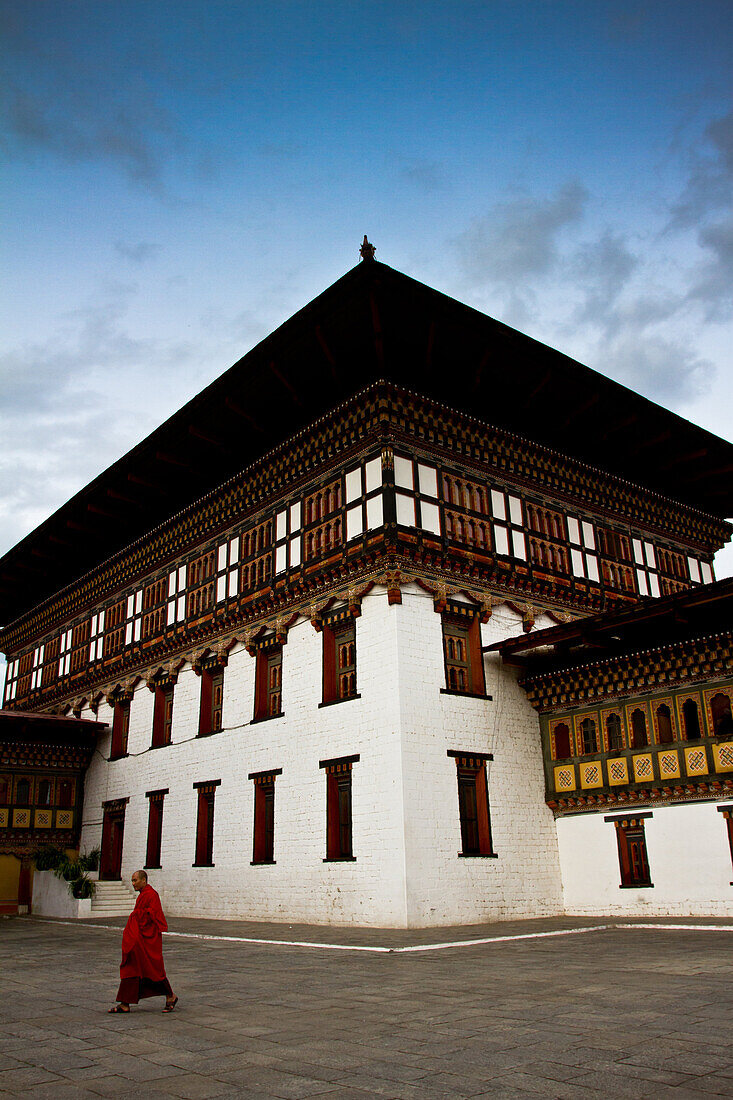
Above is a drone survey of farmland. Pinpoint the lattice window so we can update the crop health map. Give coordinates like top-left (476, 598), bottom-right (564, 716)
top-left (70, 621), bottom-right (90, 673)
top-left (550, 721), bottom-right (573, 759)
top-left (88, 612), bottom-right (105, 664)
top-left (125, 590), bottom-right (143, 645)
top-left (443, 473), bottom-right (489, 514)
top-left (490, 489), bottom-right (526, 559)
top-left (30, 645), bottom-right (45, 691)
top-left (629, 707), bottom-right (649, 748)
top-left (709, 692), bottom-right (733, 737)
top-left (393, 454), bottom-right (440, 536)
top-left (216, 539), bottom-right (239, 602)
top-left (441, 611), bottom-right (485, 696)
top-left (274, 501), bottom-right (302, 574)
top-left (681, 697), bottom-right (702, 740)
top-left (58, 629), bottom-right (73, 677)
top-left (4, 658), bottom-right (19, 703)
top-left (654, 702), bottom-right (675, 744)
top-left (322, 614), bottom-right (358, 704)
top-left (604, 712), bottom-right (624, 752)
top-left (633, 538), bottom-right (661, 597)
top-left (304, 478), bottom-right (342, 524)
top-left (580, 717), bottom-right (598, 755)
top-left (345, 455), bottom-right (385, 540)
top-left (567, 516), bottom-right (599, 582)
top-left (597, 527), bottom-right (632, 562)
top-left (105, 599), bottom-right (126, 656)
top-left (526, 503), bottom-right (565, 541)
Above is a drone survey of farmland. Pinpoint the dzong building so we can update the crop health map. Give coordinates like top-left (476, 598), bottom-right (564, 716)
top-left (1, 241), bottom-right (732, 924)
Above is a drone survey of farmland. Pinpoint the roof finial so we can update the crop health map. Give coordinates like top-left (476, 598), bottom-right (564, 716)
top-left (359, 235), bottom-right (376, 262)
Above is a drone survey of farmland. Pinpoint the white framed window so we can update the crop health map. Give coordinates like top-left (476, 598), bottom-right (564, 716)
top-left (274, 500), bottom-right (303, 574)
top-left (491, 488), bottom-right (526, 559)
top-left (89, 611), bottom-right (105, 662)
top-left (345, 455), bottom-right (385, 541)
top-left (567, 515), bottom-right (599, 582)
top-left (216, 537), bottom-right (240, 602)
top-left (687, 556), bottom-right (714, 586)
top-left (30, 645), bottom-right (44, 691)
top-left (125, 589), bottom-right (143, 644)
top-left (58, 629), bottom-right (73, 677)
top-left (4, 659), bottom-right (19, 703)
top-left (392, 454), bottom-right (441, 536)
top-left (633, 538), bottom-right (660, 597)
top-left (167, 566), bottom-right (187, 625)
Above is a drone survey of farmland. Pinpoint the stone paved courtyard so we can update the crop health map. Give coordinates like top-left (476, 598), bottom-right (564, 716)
top-left (0, 915), bottom-right (732, 1099)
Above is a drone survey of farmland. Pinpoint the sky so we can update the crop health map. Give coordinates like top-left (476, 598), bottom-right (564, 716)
top-left (1, 0), bottom-right (731, 674)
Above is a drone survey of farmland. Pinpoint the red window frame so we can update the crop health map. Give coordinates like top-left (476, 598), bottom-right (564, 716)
top-left (250, 769), bottom-right (281, 865)
top-left (441, 613), bottom-right (485, 696)
top-left (110, 698), bottom-right (130, 759)
top-left (193, 780), bottom-right (220, 867)
top-left (145, 789), bottom-right (168, 869)
top-left (606, 813), bottom-right (653, 888)
top-left (448, 751), bottom-right (495, 856)
top-left (321, 616), bottom-right (358, 704)
top-left (198, 665), bottom-right (224, 736)
top-left (151, 683), bottom-right (174, 748)
top-left (320, 755), bottom-right (359, 861)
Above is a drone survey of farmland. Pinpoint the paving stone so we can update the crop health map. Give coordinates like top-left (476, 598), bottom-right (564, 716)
top-left (0, 916), bottom-right (732, 1100)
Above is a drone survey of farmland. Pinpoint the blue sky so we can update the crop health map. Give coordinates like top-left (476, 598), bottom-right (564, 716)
top-left (1, 0), bottom-right (731, 661)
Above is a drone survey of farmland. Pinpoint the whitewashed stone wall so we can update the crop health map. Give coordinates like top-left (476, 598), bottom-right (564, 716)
top-left (81, 586), bottom-right (555, 927)
top-left (80, 588), bottom-right (732, 926)
top-left (557, 801), bottom-right (733, 917)
top-left (397, 591), bottom-right (565, 925)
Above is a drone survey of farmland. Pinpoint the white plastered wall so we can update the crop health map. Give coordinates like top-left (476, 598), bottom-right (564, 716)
top-left (81, 588), bottom-right (408, 926)
top-left (80, 584), bottom-right (563, 927)
top-left (397, 589), bottom-right (565, 926)
top-left (557, 801), bottom-right (733, 917)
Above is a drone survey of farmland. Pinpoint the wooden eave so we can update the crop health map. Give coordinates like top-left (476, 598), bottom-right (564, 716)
top-left (486, 577), bottom-right (733, 675)
top-left (1, 258), bottom-right (732, 625)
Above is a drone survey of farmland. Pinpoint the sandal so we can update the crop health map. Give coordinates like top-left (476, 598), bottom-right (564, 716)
top-left (108, 1004), bottom-right (130, 1013)
top-left (163, 996), bottom-right (178, 1013)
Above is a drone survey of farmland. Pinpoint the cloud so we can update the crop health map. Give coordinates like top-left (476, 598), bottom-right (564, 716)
top-left (392, 154), bottom-right (447, 193)
top-left (668, 110), bottom-right (733, 229)
top-left (686, 216), bottom-right (733, 321)
top-left (114, 240), bottom-right (161, 263)
top-left (454, 183), bottom-right (588, 288)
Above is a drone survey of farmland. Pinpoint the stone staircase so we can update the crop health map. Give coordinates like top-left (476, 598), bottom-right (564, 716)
top-left (90, 877), bottom-right (135, 918)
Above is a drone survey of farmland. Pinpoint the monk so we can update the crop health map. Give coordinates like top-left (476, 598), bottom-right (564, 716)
top-left (108, 869), bottom-right (178, 1013)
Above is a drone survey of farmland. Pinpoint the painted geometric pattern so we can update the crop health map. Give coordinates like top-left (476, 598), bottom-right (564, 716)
top-left (608, 758), bottom-right (628, 785)
top-left (56, 810), bottom-right (74, 828)
top-left (579, 762), bottom-right (603, 789)
top-left (34, 809), bottom-right (52, 829)
top-left (0, 809), bottom-right (8, 827)
top-left (554, 765), bottom-right (576, 791)
top-left (713, 743), bottom-right (733, 772)
top-left (658, 751), bottom-right (681, 780)
top-left (685, 747), bottom-right (708, 775)
top-left (632, 754), bottom-right (654, 781)
top-left (12, 808), bottom-right (31, 828)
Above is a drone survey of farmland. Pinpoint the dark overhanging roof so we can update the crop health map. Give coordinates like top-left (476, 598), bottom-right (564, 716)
top-left (1, 256), bottom-right (732, 627)
top-left (485, 576), bottom-right (733, 674)
top-left (0, 710), bottom-right (108, 741)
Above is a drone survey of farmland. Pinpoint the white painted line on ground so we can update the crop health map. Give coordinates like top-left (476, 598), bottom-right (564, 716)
top-left (31, 918), bottom-right (733, 953)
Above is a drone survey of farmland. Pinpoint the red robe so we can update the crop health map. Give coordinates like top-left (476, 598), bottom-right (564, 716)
top-left (120, 884), bottom-right (168, 982)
